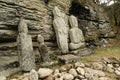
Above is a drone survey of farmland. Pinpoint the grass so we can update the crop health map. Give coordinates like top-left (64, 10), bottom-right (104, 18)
top-left (81, 27), bottom-right (120, 63)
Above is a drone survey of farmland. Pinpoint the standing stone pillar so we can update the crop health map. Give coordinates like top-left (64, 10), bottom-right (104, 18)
top-left (37, 34), bottom-right (50, 62)
top-left (69, 15), bottom-right (85, 50)
top-left (17, 18), bottom-right (35, 71)
top-left (53, 6), bottom-right (69, 54)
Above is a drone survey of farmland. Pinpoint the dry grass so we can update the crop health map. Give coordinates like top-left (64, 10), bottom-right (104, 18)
top-left (81, 28), bottom-right (120, 62)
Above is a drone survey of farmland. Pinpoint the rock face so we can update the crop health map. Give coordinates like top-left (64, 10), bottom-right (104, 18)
top-left (0, 0), bottom-right (114, 74)
top-left (0, 0), bottom-right (113, 55)
top-left (17, 18), bottom-right (35, 71)
top-left (53, 6), bottom-right (69, 54)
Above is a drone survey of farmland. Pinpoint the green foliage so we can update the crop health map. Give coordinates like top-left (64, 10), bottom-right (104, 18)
top-left (101, 0), bottom-right (120, 27)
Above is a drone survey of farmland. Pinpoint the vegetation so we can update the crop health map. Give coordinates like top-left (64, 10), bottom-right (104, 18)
top-left (100, 0), bottom-right (120, 27)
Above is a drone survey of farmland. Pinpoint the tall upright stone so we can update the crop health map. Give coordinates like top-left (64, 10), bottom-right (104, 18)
top-left (37, 34), bottom-right (50, 62)
top-left (17, 18), bottom-right (35, 71)
top-left (53, 6), bottom-right (69, 54)
top-left (69, 15), bottom-right (85, 50)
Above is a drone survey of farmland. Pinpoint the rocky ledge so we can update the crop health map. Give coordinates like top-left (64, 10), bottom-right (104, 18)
top-left (4, 57), bottom-right (120, 80)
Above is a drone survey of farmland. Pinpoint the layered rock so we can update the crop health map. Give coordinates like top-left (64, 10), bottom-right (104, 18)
top-left (0, 0), bottom-right (115, 76)
top-left (0, 0), bottom-right (114, 56)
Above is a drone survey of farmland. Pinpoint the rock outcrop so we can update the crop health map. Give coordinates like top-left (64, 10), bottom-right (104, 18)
top-left (0, 0), bottom-right (115, 76)
top-left (0, 0), bottom-right (114, 55)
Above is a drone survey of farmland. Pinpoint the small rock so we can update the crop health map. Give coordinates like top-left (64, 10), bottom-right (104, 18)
top-left (10, 79), bottom-right (17, 80)
top-left (60, 67), bottom-right (67, 72)
top-left (22, 77), bottom-right (29, 80)
top-left (55, 77), bottom-right (63, 80)
top-left (62, 73), bottom-right (74, 80)
top-left (99, 77), bottom-right (108, 80)
top-left (92, 62), bottom-right (103, 70)
top-left (115, 70), bottom-right (120, 76)
top-left (113, 64), bottom-right (119, 68)
top-left (69, 68), bottom-right (78, 77)
top-left (84, 63), bottom-right (91, 67)
top-left (106, 67), bottom-right (114, 73)
top-left (44, 75), bottom-right (54, 80)
top-left (54, 69), bottom-right (60, 74)
top-left (29, 69), bottom-right (38, 80)
top-left (82, 79), bottom-right (87, 80)
top-left (78, 75), bottom-right (85, 79)
top-left (74, 78), bottom-right (79, 80)
top-left (85, 68), bottom-right (105, 77)
top-left (84, 73), bottom-right (93, 78)
top-left (38, 68), bottom-right (53, 78)
top-left (107, 64), bottom-right (113, 68)
top-left (117, 67), bottom-right (120, 71)
top-left (74, 62), bottom-right (85, 68)
top-left (76, 67), bottom-right (85, 75)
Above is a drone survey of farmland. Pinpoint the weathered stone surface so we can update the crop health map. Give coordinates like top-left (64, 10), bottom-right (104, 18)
top-left (18, 18), bottom-right (28, 33)
top-left (74, 62), bottom-right (85, 68)
top-left (99, 77), bottom-right (108, 80)
top-left (0, 76), bottom-right (6, 80)
top-left (71, 48), bottom-right (93, 55)
top-left (69, 68), bottom-right (78, 77)
top-left (69, 15), bottom-right (85, 50)
top-left (58, 54), bottom-right (80, 64)
top-left (37, 34), bottom-right (50, 62)
top-left (18, 33), bottom-right (35, 71)
top-left (53, 6), bottom-right (69, 54)
top-left (17, 19), bottom-right (35, 71)
top-left (115, 70), bottom-right (120, 76)
top-left (38, 68), bottom-right (53, 78)
top-left (76, 67), bottom-right (85, 75)
top-left (29, 69), bottom-right (38, 80)
top-left (92, 62), bottom-right (103, 70)
top-left (69, 15), bottom-right (85, 43)
top-left (62, 73), bottom-right (74, 80)
top-left (0, 0), bottom-right (116, 77)
top-left (0, 30), bottom-right (17, 40)
top-left (85, 68), bottom-right (105, 77)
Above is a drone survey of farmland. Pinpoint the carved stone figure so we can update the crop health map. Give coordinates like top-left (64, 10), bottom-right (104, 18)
top-left (53, 6), bottom-right (69, 54)
top-left (69, 15), bottom-right (85, 50)
top-left (37, 34), bottom-right (50, 62)
top-left (17, 18), bottom-right (35, 71)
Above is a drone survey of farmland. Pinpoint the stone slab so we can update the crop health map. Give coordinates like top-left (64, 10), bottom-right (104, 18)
top-left (58, 54), bottom-right (80, 64)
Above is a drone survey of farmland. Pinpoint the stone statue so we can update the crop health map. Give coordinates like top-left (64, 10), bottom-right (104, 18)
top-left (37, 34), bottom-right (50, 62)
top-left (53, 6), bottom-right (69, 54)
top-left (69, 15), bottom-right (85, 50)
top-left (17, 18), bottom-right (35, 71)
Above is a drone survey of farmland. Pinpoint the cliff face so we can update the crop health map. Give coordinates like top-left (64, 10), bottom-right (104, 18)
top-left (0, 0), bottom-right (114, 56)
